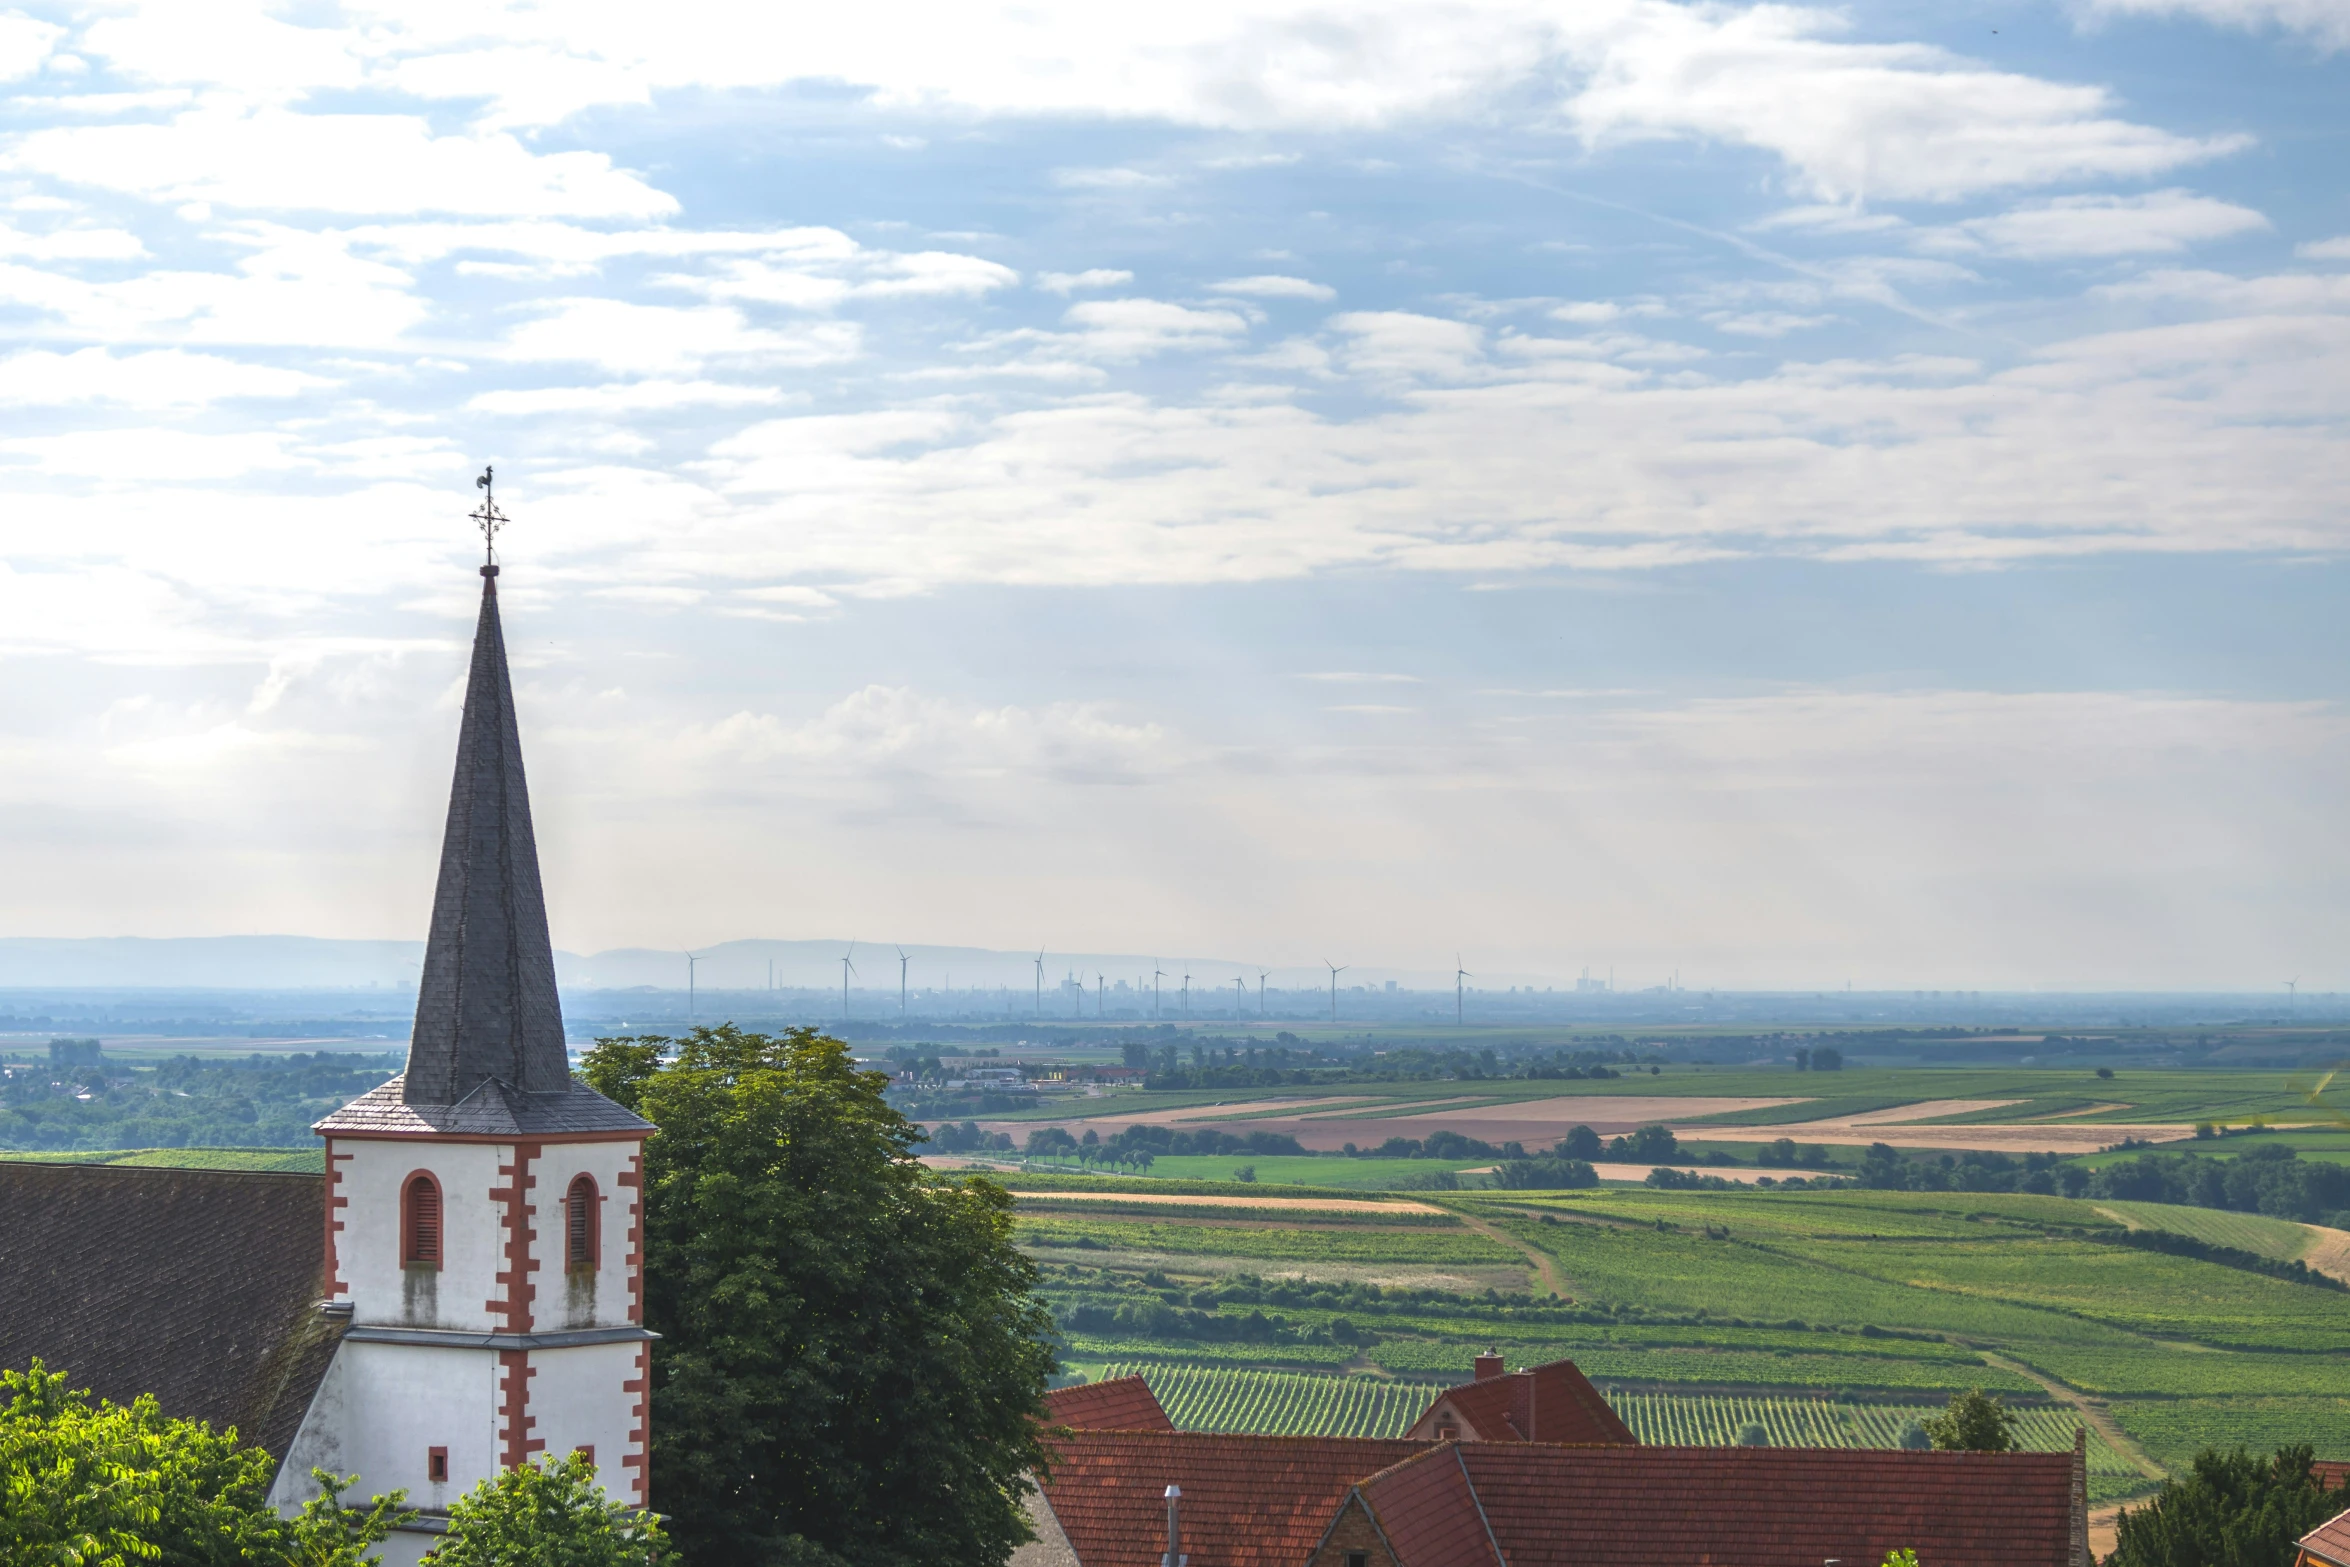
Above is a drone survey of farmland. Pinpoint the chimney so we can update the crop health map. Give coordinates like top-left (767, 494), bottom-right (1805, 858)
top-left (1163, 1483), bottom-right (1187, 1567)
top-left (1474, 1351), bottom-right (1506, 1382)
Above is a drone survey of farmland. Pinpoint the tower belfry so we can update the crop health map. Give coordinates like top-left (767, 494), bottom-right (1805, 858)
top-left (299, 472), bottom-right (654, 1562)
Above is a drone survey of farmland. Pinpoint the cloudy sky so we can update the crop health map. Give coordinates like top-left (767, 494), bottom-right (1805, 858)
top-left (2, 0), bottom-right (2345, 990)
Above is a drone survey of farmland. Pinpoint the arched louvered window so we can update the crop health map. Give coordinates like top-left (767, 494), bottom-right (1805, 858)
top-left (402, 1172), bottom-right (442, 1268)
top-left (566, 1173), bottom-right (599, 1272)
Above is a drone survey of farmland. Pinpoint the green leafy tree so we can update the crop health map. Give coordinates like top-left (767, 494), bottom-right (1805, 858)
top-left (2107, 1446), bottom-right (2339, 1567)
top-left (1922, 1389), bottom-right (2017, 1453)
top-left (0, 1361), bottom-right (406, 1567)
top-left (426, 1451), bottom-right (671, 1567)
top-left (583, 1026), bottom-right (1059, 1567)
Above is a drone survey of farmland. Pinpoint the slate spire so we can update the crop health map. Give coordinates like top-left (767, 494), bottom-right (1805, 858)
top-left (401, 561), bottom-right (570, 1104)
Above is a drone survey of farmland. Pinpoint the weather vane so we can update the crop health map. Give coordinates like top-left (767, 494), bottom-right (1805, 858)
top-left (469, 465), bottom-right (507, 567)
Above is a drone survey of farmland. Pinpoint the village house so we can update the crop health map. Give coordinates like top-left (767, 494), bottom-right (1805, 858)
top-left (1020, 1363), bottom-right (2090, 1567)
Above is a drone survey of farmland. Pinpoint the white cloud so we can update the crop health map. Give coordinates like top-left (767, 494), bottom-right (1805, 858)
top-left (0, 348), bottom-right (323, 406)
top-left (1564, 4), bottom-right (2248, 201)
top-left (2079, 0), bottom-right (2350, 50)
top-left (1055, 298), bottom-right (1251, 361)
top-left (1928, 189), bottom-right (2271, 258)
top-left (1210, 274), bottom-right (1337, 300)
top-left (467, 380), bottom-right (789, 415)
top-left (0, 12), bottom-right (61, 79)
top-left (1330, 311), bottom-right (1484, 378)
top-left (1039, 269), bottom-right (1134, 293)
top-left (503, 300), bottom-right (860, 373)
top-left (6, 107), bottom-right (676, 219)
top-left (0, 222), bottom-right (144, 260)
top-left (684, 684), bottom-right (1169, 783)
top-left (1052, 167), bottom-right (1173, 189)
top-left (2300, 236), bottom-right (2350, 261)
top-left (33, 1), bottom-right (2240, 208)
top-left (3, 428), bottom-right (300, 480)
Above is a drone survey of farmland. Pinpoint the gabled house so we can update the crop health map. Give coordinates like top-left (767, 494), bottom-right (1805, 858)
top-left (1305, 1441), bottom-right (2090, 1567)
top-left (1400, 1353), bottom-right (1635, 1446)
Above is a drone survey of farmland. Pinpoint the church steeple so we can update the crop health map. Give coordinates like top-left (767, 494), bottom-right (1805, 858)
top-left (319, 473), bottom-right (648, 1139)
top-left (402, 561), bottom-right (569, 1104)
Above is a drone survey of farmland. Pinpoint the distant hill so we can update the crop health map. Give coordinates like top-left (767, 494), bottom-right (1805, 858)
top-left (0, 936), bottom-right (1298, 992)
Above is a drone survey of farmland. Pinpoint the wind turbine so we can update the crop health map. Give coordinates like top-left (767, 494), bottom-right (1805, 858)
top-left (1181, 968), bottom-right (1191, 1018)
top-left (1034, 948), bottom-right (1045, 1018)
top-left (1097, 972), bottom-right (1107, 1018)
top-left (840, 942), bottom-right (857, 1021)
top-left (1234, 975), bottom-right (1246, 1016)
top-left (1258, 969), bottom-right (1271, 1016)
top-left (1325, 959), bottom-right (1348, 1023)
top-left (1456, 954), bottom-right (1472, 1027)
top-left (684, 949), bottom-right (704, 1025)
top-left (897, 946), bottom-right (909, 1019)
top-left (1152, 962), bottom-right (1167, 1020)
top-left (2287, 978), bottom-right (2299, 1013)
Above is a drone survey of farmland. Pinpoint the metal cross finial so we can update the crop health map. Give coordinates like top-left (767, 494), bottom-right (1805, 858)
top-left (469, 465), bottom-right (508, 566)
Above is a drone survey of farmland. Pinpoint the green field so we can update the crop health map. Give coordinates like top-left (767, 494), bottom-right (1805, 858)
top-left (2091, 1200), bottom-right (2320, 1261)
top-left (1080, 1362), bottom-right (2152, 1501)
top-left (1019, 1179), bottom-right (2350, 1473)
top-left (0, 1147), bottom-right (325, 1173)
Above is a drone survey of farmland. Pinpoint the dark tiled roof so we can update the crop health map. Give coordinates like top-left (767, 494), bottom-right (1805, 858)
top-left (402, 565), bottom-right (572, 1105)
top-left (1407, 1358), bottom-right (1635, 1445)
top-left (1046, 1375), bottom-right (1175, 1431)
top-left (0, 1162), bottom-right (344, 1463)
top-left (315, 1073), bottom-right (650, 1137)
top-left (1353, 1442), bottom-right (2082, 1567)
top-left (2301, 1506), bottom-right (2350, 1567)
top-left (1038, 1430), bottom-right (1431, 1567)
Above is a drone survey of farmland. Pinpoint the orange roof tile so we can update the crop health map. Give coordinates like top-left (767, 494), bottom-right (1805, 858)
top-left (2302, 1506), bottom-right (2350, 1567)
top-left (1045, 1375), bottom-right (1175, 1432)
top-left (1038, 1430), bottom-right (1431, 1567)
top-left (1351, 1442), bottom-right (2082, 1567)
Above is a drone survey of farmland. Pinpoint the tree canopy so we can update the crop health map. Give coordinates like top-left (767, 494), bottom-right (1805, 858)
top-left (583, 1025), bottom-right (1058, 1567)
top-left (1923, 1388), bottom-right (2018, 1453)
top-left (0, 1361), bottom-right (405, 1567)
top-left (428, 1451), bottom-right (672, 1567)
top-left (2108, 1446), bottom-right (2342, 1567)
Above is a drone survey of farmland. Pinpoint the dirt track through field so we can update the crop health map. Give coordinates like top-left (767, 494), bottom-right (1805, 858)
top-left (1974, 1351), bottom-right (2167, 1483)
top-left (1437, 1202), bottom-right (1573, 1300)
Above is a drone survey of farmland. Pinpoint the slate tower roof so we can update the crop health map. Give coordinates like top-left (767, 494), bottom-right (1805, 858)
top-left (320, 560), bottom-right (648, 1139)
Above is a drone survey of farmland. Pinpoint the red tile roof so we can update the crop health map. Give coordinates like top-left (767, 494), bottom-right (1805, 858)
top-left (1360, 1448), bottom-right (1504, 1567)
top-left (1045, 1375), bottom-right (1175, 1432)
top-left (2302, 1506), bottom-right (2350, 1567)
top-left (1404, 1358), bottom-right (1636, 1445)
top-left (2316, 1461), bottom-right (2350, 1492)
top-left (1038, 1430), bottom-right (1431, 1567)
top-left (1350, 1442), bottom-right (2084, 1567)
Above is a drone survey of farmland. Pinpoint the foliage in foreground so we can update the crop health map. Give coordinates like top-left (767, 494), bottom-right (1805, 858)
top-left (0, 1361), bottom-right (406, 1567)
top-left (585, 1025), bottom-right (1058, 1567)
top-left (2107, 1446), bottom-right (2342, 1567)
top-left (427, 1451), bottom-right (671, 1567)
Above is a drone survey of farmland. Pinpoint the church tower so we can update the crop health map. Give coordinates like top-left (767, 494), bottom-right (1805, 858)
top-left (288, 482), bottom-right (655, 1563)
